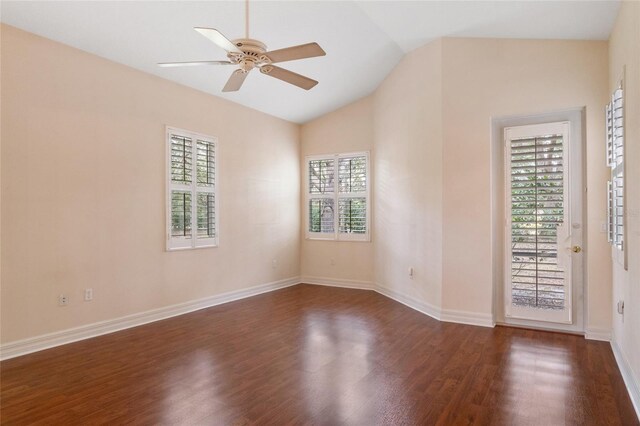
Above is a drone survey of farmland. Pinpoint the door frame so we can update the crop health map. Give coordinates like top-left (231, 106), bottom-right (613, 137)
top-left (490, 108), bottom-right (587, 334)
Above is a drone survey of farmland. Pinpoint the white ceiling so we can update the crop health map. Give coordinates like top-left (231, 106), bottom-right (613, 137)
top-left (1, 1), bottom-right (620, 123)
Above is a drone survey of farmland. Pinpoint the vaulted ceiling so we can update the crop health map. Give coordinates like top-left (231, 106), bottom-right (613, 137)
top-left (0, 1), bottom-right (620, 123)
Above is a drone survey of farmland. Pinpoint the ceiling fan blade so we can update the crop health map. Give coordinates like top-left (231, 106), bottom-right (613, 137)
top-left (157, 60), bottom-right (233, 67)
top-left (194, 27), bottom-right (243, 54)
top-left (260, 65), bottom-right (318, 90)
top-left (264, 42), bottom-right (326, 64)
top-left (222, 69), bottom-right (249, 92)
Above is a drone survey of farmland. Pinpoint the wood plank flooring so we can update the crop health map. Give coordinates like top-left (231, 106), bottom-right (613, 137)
top-left (1, 284), bottom-right (637, 425)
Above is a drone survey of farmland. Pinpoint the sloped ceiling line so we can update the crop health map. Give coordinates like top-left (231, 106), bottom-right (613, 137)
top-left (0, 0), bottom-right (620, 123)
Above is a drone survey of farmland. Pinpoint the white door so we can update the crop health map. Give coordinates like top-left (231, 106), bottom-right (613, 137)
top-left (504, 121), bottom-right (582, 325)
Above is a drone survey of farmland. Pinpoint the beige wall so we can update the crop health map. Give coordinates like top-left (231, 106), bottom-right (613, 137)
top-left (373, 40), bottom-right (444, 310)
top-left (302, 37), bottom-right (611, 329)
top-left (609, 0), bottom-right (640, 405)
top-left (1, 25), bottom-right (301, 343)
top-left (441, 38), bottom-right (611, 331)
top-left (299, 96), bottom-right (375, 283)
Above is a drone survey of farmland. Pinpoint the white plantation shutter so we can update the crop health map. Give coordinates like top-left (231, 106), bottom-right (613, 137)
top-left (339, 198), bottom-right (367, 234)
top-left (167, 128), bottom-right (218, 250)
top-left (196, 140), bottom-right (216, 240)
top-left (607, 180), bottom-right (614, 244)
top-left (170, 135), bottom-right (193, 242)
top-left (509, 134), bottom-right (567, 311)
top-left (197, 193), bottom-right (216, 239)
top-left (171, 191), bottom-right (192, 239)
top-left (306, 152), bottom-right (370, 241)
top-left (611, 173), bottom-right (624, 249)
top-left (171, 135), bottom-right (193, 184)
top-left (612, 87), bottom-right (624, 163)
top-left (309, 159), bottom-right (335, 195)
top-left (308, 159), bottom-right (335, 234)
top-left (606, 84), bottom-right (625, 252)
top-left (338, 156), bottom-right (367, 235)
top-left (196, 140), bottom-right (215, 187)
top-left (309, 198), bottom-right (335, 233)
top-left (605, 102), bottom-right (614, 167)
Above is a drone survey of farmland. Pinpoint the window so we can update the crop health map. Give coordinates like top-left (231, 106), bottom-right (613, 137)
top-left (167, 127), bottom-right (217, 250)
top-left (606, 81), bottom-right (625, 257)
top-left (306, 152), bottom-right (370, 241)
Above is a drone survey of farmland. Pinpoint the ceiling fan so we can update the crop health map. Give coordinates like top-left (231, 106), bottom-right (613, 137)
top-left (158, 0), bottom-right (326, 92)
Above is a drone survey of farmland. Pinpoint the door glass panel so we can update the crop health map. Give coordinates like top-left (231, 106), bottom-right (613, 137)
top-left (510, 134), bottom-right (566, 311)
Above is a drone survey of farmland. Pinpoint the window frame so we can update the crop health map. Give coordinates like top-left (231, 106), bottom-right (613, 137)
top-left (166, 126), bottom-right (219, 251)
top-left (305, 151), bottom-right (371, 242)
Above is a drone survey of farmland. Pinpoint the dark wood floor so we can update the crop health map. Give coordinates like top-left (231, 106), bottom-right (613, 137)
top-left (1, 284), bottom-right (637, 425)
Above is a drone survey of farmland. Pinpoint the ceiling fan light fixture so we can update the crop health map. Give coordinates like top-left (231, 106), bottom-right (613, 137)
top-left (239, 61), bottom-right (254, 72)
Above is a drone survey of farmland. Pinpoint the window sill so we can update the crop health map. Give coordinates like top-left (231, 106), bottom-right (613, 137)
top-left (166, 244), bottom-right (218, 252)
top-left (305, 236), bottom-right (371, 243)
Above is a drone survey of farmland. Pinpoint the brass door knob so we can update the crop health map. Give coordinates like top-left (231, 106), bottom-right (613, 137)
top-left (572, 246), bottom-right (582, 253)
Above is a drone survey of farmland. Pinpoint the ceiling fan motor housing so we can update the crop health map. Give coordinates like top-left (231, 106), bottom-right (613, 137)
top-left (230, 38), bottom-right (271, 72)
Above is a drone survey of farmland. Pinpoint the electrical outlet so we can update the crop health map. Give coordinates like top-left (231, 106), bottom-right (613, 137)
top-left (58, 294), bottom-right (69, 306)
top-left (617, 300), bottom-right (624, 315)
top-left (84, 288), bottom-right (93, 301)
top-left (272, 259), bottom-right (278, 269)
top-left (409, 267), bottom-right (414, 279)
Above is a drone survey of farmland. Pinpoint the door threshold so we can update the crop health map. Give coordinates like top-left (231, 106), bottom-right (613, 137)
top-left (496, 322), bottom-right (584, 337)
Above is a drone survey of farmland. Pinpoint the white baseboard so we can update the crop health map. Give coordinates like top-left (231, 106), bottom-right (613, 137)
top-left (440, 308), bottom-right (495, 328)
top-left (611, 338), bottom-right (640, 420)
top-left (373, 284), bottom-right (441, 321)
top-left (2, 275), bottom-right (602, 363)
top-left (304, 277), bottom-right (494, 328)
top-left (585, 327), bottom-right (612, 341)
top-left (374, 283), bottom-right (494, 328)
top-left (301, 276), bottom-right (375, 290)
top-left (303, 278), bottom-right (440, 321)
top-left (0, 276), bottom-right (300, 361)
